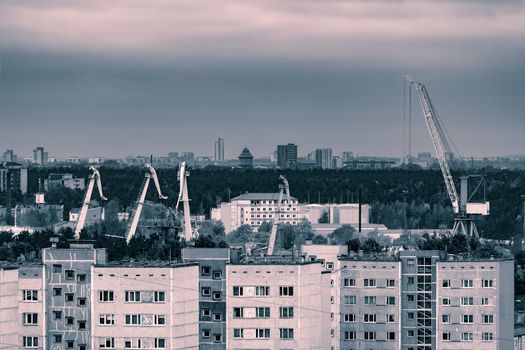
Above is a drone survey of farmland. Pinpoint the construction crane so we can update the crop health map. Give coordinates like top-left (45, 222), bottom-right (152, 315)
top-left (126, 164), bottom-right (167, 244)
top-left (405, 76), bottom-right (489, 237)
top-left (175, 161), bottom-right (195, 241)
top-left (74, 166), bottom-right (107, 239)
top-left (267, 175), bottom-right (290, 255)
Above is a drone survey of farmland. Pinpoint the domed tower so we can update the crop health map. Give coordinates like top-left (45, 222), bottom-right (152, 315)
top-left (238, 147), bottom-right (254, 168)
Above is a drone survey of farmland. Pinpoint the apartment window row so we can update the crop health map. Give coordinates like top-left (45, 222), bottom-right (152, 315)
top-left (442, 296), bottom-right (492, 306)
top-left (22, 336), bottom-right (39, 348)
top-left (232, 328), bottom-right (294, 340)
top-left (442, 332), bottom-right (494, 342)
top-left (124, 314), bottom-right (166, 326)
top-left (343, 331), bottom-right (395, 341)
top-left (99, 337), bottom-right (166, 349)
top-left (343, 313), bottom-right (395, 323)
top-left (442, 279), bottom-right (494, 288)
top-left (201, 287), bottom-right (223, 300)
top-left (96, 290), bottom-right (165, 303)
top-left (233, 306), bottom-right (293, 319)
top-left (342, 278), bottom-right (395, 288)
top-left (22, 290), bottom-right (38, 302)
top-left (232, 285), bottom-right (293, 297)
top-left (200, 266), bottom-right (223, 279)
top-left (201, 330), bottom-right (223, 343)
top-left (441, 314), bottom-right (493, 324)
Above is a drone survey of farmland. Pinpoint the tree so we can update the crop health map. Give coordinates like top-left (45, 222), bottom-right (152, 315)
top-left (259, 221), bottom-right (272, 233)
top-left (362, 238), bottom-right (383, 253)
top-left (226, 225), bottom-right (253, 244)
top-left (193, 234), bottom-right (217, 248)
top-left (329, 225), bottom-right (355, 245)
top-left (277, 224), bottom-right (296, 251)
top-left (312, 234), bottom-right (327, 244)
top-left (318, 211), bottom-right (329, 223)
top-left (347, 238), bottom-right (361, 253)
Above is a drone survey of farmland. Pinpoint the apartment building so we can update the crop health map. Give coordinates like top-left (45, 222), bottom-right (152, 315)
top-left (92, 262), bottom-right (200, 350)
top-left (226, 260), bottom-right (331, 350)
top-left (182, 248), bottom-right (232, 350)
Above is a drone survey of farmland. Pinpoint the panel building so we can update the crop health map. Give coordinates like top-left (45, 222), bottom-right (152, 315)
top-left (214, 138), bottom-right (225, 162)
top-left (277, 144), bottom-right (298, 169)
top-left (315, 148), bottom-right (333, 169)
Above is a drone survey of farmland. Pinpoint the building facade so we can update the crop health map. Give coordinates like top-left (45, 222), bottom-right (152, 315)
top-left (45, 174), bottom-right (86, 192)
top-left (276, 144), bottom-right (298, 169)
top-left (315, 148), bottom-right (333, 169)
top-left (214, 138), bottom-right (225, 162)
top-left (0, 162), bottom-right (28, 194)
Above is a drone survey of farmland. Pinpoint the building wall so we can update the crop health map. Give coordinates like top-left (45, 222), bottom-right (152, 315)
top-left (92, 264), bottom-right (200, 350)
top-left (226, 262), bottom-right (329, 350)
top-left (0, 268), bottom-right (20, 350)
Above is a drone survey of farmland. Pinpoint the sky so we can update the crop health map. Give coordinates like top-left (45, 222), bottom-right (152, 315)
top-left (0, 0), bottom-right (524, 159)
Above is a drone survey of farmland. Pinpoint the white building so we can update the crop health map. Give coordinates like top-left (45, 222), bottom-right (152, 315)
top-left (226, 261), bottom-right (331, 350)
top-left (45, 173), bottom-right (86, 191)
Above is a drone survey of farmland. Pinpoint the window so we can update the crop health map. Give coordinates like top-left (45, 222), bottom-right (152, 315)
top-left (100, 314), bottom-right (115, 325)
top-left (77, 274), bottom-right (86, 283)
top-left (202, 330), bottom-right (211, 338)
top-left (23, 290), bottom-right (38, 302)
top-left (213, 334), bottom-right (222, 343)
top-left (256, 286), bottom-right (270, 296)
top-left (387, 279), bottom-right (395, 287)
top-left (53, 311), bottom-right (62, 320)
top-left (407, 276), bottom-right (414, 285)
top-left (202, 308), bottom-right (211, 317)
top-left (53, 288), bottom-right (62, 296)
top-left (442, 279), bottom-right (450, 288)
top-left (461, 297), bottom-right (474, 306)
top-left (344, 331), bottom-right (356, 340)
top-left (442, 332), bottom-right (451, 341)
top-left (407, 259), bottom-right (414, 267)
top-left (233, 307), bottom-right (244, 318)
top-left (364, 314), bottom-right (376, 323)
top-left (201, 266), bottom-right (211, 276)
top-left (79, 344), bottom-right (86, 350)
top-left (256, 307), bottom-right (270, 318)
top-left (407, 294), bottom-right (414, 302)
top-left (100, 338), bottom-right (115, 349)
top-left (124, 339), bottom-right (141, 349)
top-left (279, 328), bottom-right (294, 339)
top-left (442, 314), bottom-right (450, 323)
top-left (65, 293), bottom-right (74, 302)
top-left (53, 334), bottom-right (62, 343)
top-left (461, 279), bottom-right (473, 288)
top-left (154, 338), bottom-right (165, 348)
top-left (22, 336), bottom-right (38, 348)
top-left (99, 290), bottom-right (114, 302)
top-left (326, 262), bottom-right (334, 270)
top-left (483, 314), bottom-right (494, 324)
top-left (256, 329), bottom-right (270, 339)
top-left (343, 278), bottom-right (355, 287)
top-left (65, 270), bottom-right (75, 280)
top-left (364, 331), bottom-right (376, 340)
top-left (343, 313), bottom-right (356, 322)
top-left (482, 332), bottom-right (494, 341)
top-left (482, 279), bottom-right (493, 288)
top-left (482, 297), bottom-right (491, 305)
top-left (407, 312), bottom-right (414, 320)
top-left (279, 286), bottom-right (293, 296)
top-left (461, 332), bottom-right (473, 341)
top-left (387, 332), bottom-right (396, 340)
top-left (213, 313), bottom-right (222, 321)
top-left (125, 291), bottom-right (141, 302)
top-left (213, 270), bottom-right (222, 279)
top-left (386, 296), bottom-right (396, 305)
top-left (364, 296), bottom-right (376, 305)
top-left (66, 317), bottom-right (74, 325)
top-left (233, 286), bottom-right (243, 296)
top-left (364, 278), bottom-right (376, 287)
top-left (154, 315), bottom-right (165, 325)
top-left (387, 314), bottom-right (395, 323)
top-left (125, 314), bottom-right (141, 325)
top-left (407, 330), bottom-right (415, 337)
top-left (343, 295), bottom-right (356, 305)
top-left (78, 320), bottom-right (86, 330)
top-left (66, 340), bottom-right (74, 348)
top-left (280, 307), bottom-right (294, 318)
top-left (154, 291), bottom-right (165, 303)
top-left (23, 313), bottom-right (38, 325)
top-left (462, 314), bottom-right (474, 324)
top-left (234, 328), bottom-right (244, 338)
top-left (78, 298), bottom-right (86, 306)
top-left (442, 298), bottom-right (451, 306)
top-left (213, 291), bottom-right (222, 300)
top-left (201, 287), bottom-right (211, 296)
top-left (53, 264), bottom-right (62, 273)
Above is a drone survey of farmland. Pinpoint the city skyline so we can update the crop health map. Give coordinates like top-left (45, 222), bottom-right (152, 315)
top-left (0, 0), bottom-right (524, 158)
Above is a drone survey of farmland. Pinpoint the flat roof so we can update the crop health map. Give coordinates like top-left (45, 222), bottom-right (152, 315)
top-left (95, 260), bottom-right (198, 268)
top-left (231, 193), bottom-right (297, 201)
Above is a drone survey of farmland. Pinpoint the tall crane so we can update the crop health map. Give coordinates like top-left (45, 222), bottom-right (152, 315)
top-left (175, 161), bottom-right (195, 241)
top-left (405, 76), bottom-right (489, 237)
top-left (74, 166), bottom-right (107, 239)
top-left (267, 175), bottom-right (290, 255)
top-left (126, 164), bottom-right (167, 244)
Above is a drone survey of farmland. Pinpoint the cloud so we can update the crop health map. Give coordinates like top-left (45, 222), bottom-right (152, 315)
top-left (0, 0), bottom-right (524, 68)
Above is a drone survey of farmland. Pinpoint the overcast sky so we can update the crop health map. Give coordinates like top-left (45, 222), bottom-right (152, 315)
top-left (0, 0), bottom-right (524, 159)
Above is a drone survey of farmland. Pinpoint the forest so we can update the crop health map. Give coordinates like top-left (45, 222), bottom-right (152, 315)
top-left (9, 165), bottom-right (524, 240)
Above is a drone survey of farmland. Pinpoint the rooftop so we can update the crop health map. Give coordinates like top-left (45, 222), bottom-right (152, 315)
top-left (95, 260), bottom-right (198, 268)
top-left (231, 192), bottom-right (297, 201)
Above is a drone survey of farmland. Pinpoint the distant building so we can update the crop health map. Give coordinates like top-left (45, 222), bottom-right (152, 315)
top-left (332, 155), bottom-right (343, 169)
top-left (342, 151), bottom-right (354, 162)
top-left (0, 162), bottom-right (28, 194)
top-left (88, 157), bottom-right (104, 164)
top-left (44, 173), bottom-right (86, 191)
top-left (276, 143), bottom-right (298, 168)
top-left (14, 203), bottom-right (64, 229)
top-left (2, 149), bottom-right (16, 163)
top-left (214, 137), bottom-right (225, 161)
top-left (238, 148), bottom-right (253, 168)
top-left (69, 206), bottom-right (104, 226)
top-left (344, 158), bottom-right (396, 170)
top-left (33, 146), bottom-right (46, 165)
top-left (315, 148), bottom-right (332, 169)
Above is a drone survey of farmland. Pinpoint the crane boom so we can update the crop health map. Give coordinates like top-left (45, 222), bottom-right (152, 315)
top-left (267, 175), bottom-right (290, 256)
top-left (74, 166), bottom-right (107, 239)
top-left (176, 162), bottom-right (193, 241)
top-left (406, 76), bottom-right (460, 214)
top-left (126, 163), bottom-right (167, 244)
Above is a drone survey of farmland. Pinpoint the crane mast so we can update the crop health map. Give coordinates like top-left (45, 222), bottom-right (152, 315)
top-left (74, 166), bottom-right (107, 239)
top-left (176, 161), bottom-right (194, 241)
top-left (126, 164), bottom-right (167, 244)
top-left (267, 175), bottom-right (290, 255)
